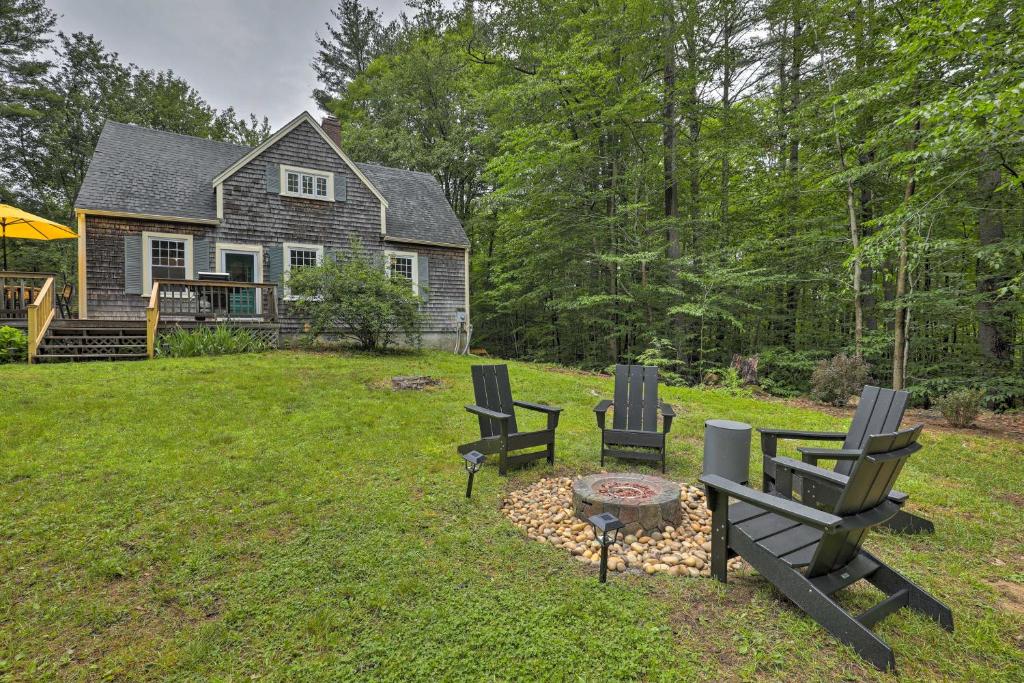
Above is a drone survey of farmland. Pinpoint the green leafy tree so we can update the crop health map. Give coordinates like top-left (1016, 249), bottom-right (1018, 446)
top-left (288, 247), bottom-right (425, 350)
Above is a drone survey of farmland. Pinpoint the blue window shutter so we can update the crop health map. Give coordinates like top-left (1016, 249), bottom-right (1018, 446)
top-left (193, 238), bottom-right (210, 275)
top-left (334, 173), bottom-right (346, 202)
top-left (266, 243), bottom-right (284, 298)
top-left (417, 254), bottom-right (430, 302)
top-left (265, 163), bottom-right (280, 193)
top-left (124, 234), bottom-right (142, 294)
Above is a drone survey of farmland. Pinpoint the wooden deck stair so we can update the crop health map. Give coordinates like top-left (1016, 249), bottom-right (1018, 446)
top-left (34, 320), bottom-right (148, 363)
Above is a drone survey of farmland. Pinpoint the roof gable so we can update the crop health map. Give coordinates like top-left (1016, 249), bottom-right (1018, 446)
top-left (211, 112), bottom-right (388, 210)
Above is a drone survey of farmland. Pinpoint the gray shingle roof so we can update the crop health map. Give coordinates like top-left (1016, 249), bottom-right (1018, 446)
top-left (75, 120), bottom-right (468, 247)
top-left (75, 121), bottom-right (249, 221)
top-left (357, 163), bottom-right (468, 246)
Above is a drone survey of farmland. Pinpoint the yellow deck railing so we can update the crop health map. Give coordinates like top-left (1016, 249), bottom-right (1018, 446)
top-left (26, 276), bottom-right (55, 363)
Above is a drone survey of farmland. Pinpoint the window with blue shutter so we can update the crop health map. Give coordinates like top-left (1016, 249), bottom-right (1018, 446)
top-left (124, 234), bottom-right (142, 294)
top-left (417, 254), bottom-right (430, 302)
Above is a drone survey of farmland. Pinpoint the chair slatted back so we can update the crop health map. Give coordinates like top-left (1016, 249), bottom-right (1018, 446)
top-left (471, 365), bottom-right (519, 437)
top-left (836, 386), bottom-right (909, 476)
top-left (612, 365), bottom-right (659, 432)
top-left (806, 425), bottom-right (923, 578)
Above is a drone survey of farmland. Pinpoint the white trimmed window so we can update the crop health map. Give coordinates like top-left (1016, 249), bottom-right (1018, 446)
top-left (280, 164), bottom-right (333, 201)
top-left (143, 231), bottom-right (193, 295)
top-left (283, 242), bottom-right (324, 299)
top-left (384, 249), bottom-right (418, 291)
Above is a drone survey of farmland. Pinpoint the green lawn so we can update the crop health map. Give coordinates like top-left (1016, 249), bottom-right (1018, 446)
top-left (1, 351), bottom-right (1022, 681)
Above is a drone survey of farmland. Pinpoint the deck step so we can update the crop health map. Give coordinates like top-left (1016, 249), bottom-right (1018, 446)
top-left (35, 352), bottom-right (147, 363)
top-left (35, 320), bottom-right (150, 362)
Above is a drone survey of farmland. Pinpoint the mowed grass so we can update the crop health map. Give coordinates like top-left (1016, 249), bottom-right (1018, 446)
top-left (1, 351), bottom-right (1022, 681)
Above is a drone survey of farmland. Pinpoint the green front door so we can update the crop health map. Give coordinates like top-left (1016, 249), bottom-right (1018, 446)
top-left (224, 251), bottom-right (257, 316)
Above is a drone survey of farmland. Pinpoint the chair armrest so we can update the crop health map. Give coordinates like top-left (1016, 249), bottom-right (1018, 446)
top-left (513, 400), bottom-right (562, 414)
top-left (515, 400), bottom-right (562, 430)
top-left (797, 447), bottom-right (863, 465)
top-left (465, 404), bottom-right (512, 421)
top-left (699, 474), bottom-right (842, 530)
top-left (759, 428), bottom-right (849, 463)
top-left (772, 456), bottom-right (852, 488)
top-left (660, 402), bottom-right (675, 434)
top-left (594, 400), bottom-right (613, 429)
top-left (778, 457), bottom-right (911, 507)
top-left (757, 428), bottom-right (847, 441)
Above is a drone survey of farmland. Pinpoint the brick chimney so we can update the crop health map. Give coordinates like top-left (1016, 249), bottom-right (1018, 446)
top-left (320, 116), bottom-right (342, 147)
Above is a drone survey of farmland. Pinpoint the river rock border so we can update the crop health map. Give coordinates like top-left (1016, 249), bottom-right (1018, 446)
top-left (501, 476), bottom-right (744, 577)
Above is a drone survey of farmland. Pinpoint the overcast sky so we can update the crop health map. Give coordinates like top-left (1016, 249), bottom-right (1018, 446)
top-left (47, 0), bottom-right (412, 128)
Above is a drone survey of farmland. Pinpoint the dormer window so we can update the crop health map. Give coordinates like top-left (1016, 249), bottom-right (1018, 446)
top-left (280, 164), bottom-right (334, 201)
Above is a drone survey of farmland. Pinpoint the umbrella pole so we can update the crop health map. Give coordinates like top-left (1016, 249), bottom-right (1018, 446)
top-left (2, 223), bottom-right (6, 271)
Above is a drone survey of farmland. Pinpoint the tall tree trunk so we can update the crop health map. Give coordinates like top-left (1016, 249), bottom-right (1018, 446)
top-left (782, 12), bottom-right (803, 350)
top-left (892, 120), bottom-right (918, 390)
top-left (976, 156), bottom-right (1012, 364)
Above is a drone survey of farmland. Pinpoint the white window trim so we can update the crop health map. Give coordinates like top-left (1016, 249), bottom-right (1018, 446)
top-left (216, 243), bottom-right (264, 315)
top-left (384, 249), bottom-right (419, 292)
top-left (283, 242), bottom-right (324, 300)
top-left (142, 231), bottom-right (194, 296)
top-left (279, 164), bottom-right (334, 201)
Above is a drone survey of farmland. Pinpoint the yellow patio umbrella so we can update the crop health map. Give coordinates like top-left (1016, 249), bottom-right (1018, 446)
top-left (0, 204), bottom-right (77, 271)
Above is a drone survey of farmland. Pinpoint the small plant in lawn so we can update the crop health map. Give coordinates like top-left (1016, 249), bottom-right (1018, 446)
top-left (0, 326), bottom-right (27, 363)
top-left (810, 353), bottom-right (871, 406)
top-left (634, 337), bottom-right (688, 385)
top-left (159, 325), bottom-right (271, 357)
top-left (288, 245), bottom-right (424, 351)
top-left (935, 387), bottom-right (985, 428)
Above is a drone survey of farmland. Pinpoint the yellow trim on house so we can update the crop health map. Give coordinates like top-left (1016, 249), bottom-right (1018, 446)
top-left (76, 211), bottom-right (87, 319)
top-left (75, 208), bottom-right (220, 226)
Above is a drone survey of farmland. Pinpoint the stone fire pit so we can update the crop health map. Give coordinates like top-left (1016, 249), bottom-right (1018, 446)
top-left (572, 472), bottom-right (682, 535)
top-left (501, 477), bottom-right (744, 577)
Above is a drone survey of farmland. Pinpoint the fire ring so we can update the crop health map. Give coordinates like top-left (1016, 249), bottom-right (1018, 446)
top-left (572, 473), bottom-right (683, 534)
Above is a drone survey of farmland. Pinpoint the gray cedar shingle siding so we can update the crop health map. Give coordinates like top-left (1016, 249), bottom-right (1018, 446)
top-left (78, 116), bottom-right (468, 335)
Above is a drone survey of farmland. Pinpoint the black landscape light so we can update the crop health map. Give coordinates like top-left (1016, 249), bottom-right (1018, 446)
top-left (588, 512), bottom-right (624, 583)
top-left (461, 450), bottom-right (485, 498)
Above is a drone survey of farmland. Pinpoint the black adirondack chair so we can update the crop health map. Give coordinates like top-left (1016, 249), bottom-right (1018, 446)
top-left (759, 385), bottom-right (934, 534)
top-left (458, 365), bottom-right (562, 475)
top-left (594, 364), bottom-right (675, 473)
top-left (701, 425), bottom-right (953, 672)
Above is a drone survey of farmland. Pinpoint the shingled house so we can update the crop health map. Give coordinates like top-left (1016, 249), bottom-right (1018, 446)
top-left (73, 112), bottom-right (469, 348)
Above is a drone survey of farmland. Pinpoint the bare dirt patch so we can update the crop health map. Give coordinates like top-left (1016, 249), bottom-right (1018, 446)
top-left (988, 580), bottom-right (1024, 616)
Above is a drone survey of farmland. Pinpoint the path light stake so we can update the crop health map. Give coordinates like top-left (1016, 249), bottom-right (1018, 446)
top-left (461, 451), bottom-right (485, 498)
top-left (588, 512), bottom-right (624, 583)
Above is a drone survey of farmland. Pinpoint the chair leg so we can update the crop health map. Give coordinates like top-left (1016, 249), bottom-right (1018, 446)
top-left (661, 447), bottom-right (666, 473)
top-left (862, 551), bottom-right (953, 631)
top-left (734, 536), bottom-right (898, 672)
top-left (707, 488), bottom-right (728, 583)
top-left (546, 439), bottom-right (555, 466)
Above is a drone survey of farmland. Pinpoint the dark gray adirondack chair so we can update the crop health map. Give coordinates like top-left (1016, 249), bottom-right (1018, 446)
top-left (458, 365), bottom-right (562, 475)
top-left (701, 425), bottom-right (953, 672)
top-left (594, 365), bottom-right (675, 473)
top-left (760, 385), bottom-right (933, 534)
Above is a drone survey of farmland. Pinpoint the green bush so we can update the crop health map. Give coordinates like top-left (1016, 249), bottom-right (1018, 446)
top-left (0, 326), bottom-right (28, 364)
top-left (810, 353), bottom-right (871, 407)
top-left (935, 388), bottom-right (985, 428)
top-left (633, 338), bottom-right (688, 385)
top-left (758, 347), bottom-right (821, 397)
top-left (159, 325), bottom-right (271, 358)
top-left (288, 245), bottom-right (424, 351)
top-left (701, 366), bottom-right (750, 397)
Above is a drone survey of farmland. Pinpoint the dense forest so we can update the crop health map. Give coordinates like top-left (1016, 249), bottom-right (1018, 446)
top-left (316, 0), bottom-right (1023, 405)
top-left (2, 0), bottom-right (1021, 406)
